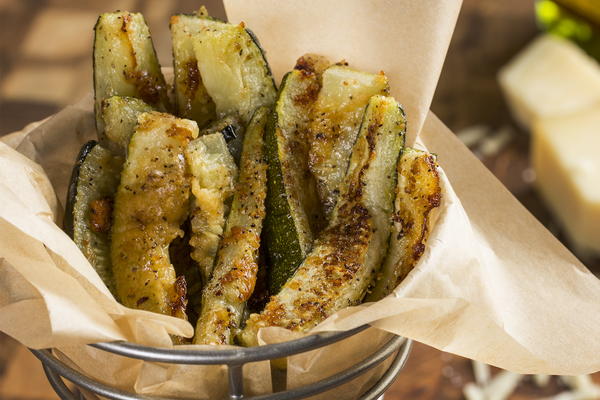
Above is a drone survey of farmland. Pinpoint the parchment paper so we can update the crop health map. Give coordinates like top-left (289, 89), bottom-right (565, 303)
top-left (1, 0), bottom-right (600, 398)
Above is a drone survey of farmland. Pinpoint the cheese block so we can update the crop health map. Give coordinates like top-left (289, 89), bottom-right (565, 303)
top-left (532, 105), bottom-right (600, 254)
top-left (499, 35), bottom-right (600, 129)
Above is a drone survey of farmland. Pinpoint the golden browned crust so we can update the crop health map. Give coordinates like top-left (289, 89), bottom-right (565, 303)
top-left (111, 112), bottom-right (198, 320)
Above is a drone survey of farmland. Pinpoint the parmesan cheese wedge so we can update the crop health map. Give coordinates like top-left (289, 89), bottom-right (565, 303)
top-left (532, 105), bottom-right (600, 255)
top-left (499, 35), bottom-right (600, 129)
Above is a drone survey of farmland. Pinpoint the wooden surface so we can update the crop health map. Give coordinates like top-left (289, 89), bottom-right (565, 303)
top-left (0, 0), bottom-right (598, 399)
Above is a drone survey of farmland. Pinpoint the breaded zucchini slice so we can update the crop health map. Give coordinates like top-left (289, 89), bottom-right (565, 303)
top-left (264, 55), bottom-right (330, 294)
top-left (240, 96), bottom-right (405, 346)
top-left (191, 18), bottom-right (277, 124)
top-left (368, 148), bottom-right (442, 300)
top-left (194, 107), bottom-right (268, 345)
top-left (185, 132), bottom-right (238, 285)
top-left (94, 12), bottom-right (169, 136)
top-left (308, 65), bottom-right (389, 217)
top-left (101, 96), bottom-right (153, 154)
top-left (111, 112), bottom-right (198, 319)
top-left (65, 141), bottom-right (123, 295)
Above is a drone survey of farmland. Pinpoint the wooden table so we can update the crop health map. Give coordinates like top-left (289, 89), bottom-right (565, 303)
top-left (0, 0), bottom-right (598, 399)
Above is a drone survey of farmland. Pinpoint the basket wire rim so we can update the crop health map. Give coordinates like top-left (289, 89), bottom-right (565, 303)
top-left (34, 336), bottom-right (411, 400)
top-left (90, 324), bottom-right (373, 365)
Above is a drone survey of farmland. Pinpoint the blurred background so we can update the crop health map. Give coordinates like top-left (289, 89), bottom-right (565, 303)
top-left (1, 0), bottom-right (599, 399)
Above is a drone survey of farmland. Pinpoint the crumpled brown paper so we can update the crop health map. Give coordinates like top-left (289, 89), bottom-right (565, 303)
top-left (1, 0), bottom-right (599, 398)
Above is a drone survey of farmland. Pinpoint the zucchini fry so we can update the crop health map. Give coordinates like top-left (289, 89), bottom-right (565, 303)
top-left (191, 19), bottom-right (277, 124)
top-left (308, 65), bottom-right (389, 217)
top-left (186, 133), bottom-right (238, 285)
top-left (101, 96), bottom-right (153, 154)
top-left (65, 141), bottom-right (123, 295)
top-left (111, 112), bottom-right (198, 319)
top-left (94, 12), bottom-right (170, 137)
top-left (240, 96), bottom-right (405, 346)
top-left (194, 107), bottom-right (268, 345)
top-left (368, 148), bottom-right (442, 301)
top-left (170, 11), bottom-right (216, 127)
top-left (264, 55), bottom-right (330, 294)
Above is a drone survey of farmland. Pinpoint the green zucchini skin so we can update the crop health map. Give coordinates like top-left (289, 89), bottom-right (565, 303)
top-left (64, 141), bottom-right (97, 238)
top-left (111, 112), bottom-right (198, 319)
top-left (264, 59), bottom-right (328, 294)
top-left (240, 96), bottom-right (406, 346)
top-left (170, 13), bottom-right (217, 127)
top-left (101, 96), bottom-right (153, 154)
top-left (93, 12), bottom-right (170, 137)
top-left (245, 28), bottom-right (277, 91)
top-left (194, 107), bottom-right (268, 345)
top-left (64, 140), bottom-right (123, 294)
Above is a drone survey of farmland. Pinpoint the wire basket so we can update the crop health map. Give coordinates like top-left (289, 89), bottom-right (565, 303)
top-left (31, 324), bottom-right (412, 400)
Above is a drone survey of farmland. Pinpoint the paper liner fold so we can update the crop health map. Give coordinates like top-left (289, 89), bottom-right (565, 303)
top-left (1, 0), bottom-right (599, 398)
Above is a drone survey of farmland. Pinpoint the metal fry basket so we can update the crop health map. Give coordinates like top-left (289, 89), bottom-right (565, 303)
top-left (31, 324), bottom-right (411, 400)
